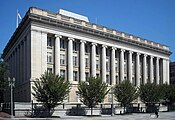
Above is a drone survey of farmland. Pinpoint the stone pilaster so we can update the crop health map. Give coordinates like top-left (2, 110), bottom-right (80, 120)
top-left (143, 54), bottom-right (147, 84)
top-left (136, 53), bottom-right (140, 86)
top-left (68, 38), bottom-right (74, 81)
top-left (55, 35), bottom-right (62, 76)
top-left (91, 43), bottom-right (96, 77)
top-left (120, 49), bottom-right (125, 82)
top-left (128, 51), bottom-right (133, 83)
top-left (150, 56), bottom-right (154, 83)
top-left (156, 57), bottom-right (160, 84)
top-left (102, 45), bottom-right (107, 82)
top-left (111, 47), bottom-right (116, 85)
top-left (80, 40), bottom-right (86, 81)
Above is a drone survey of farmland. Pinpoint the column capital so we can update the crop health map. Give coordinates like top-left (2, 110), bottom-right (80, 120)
top-left (80, 40), bottom-right (86, 43)
top-left (102, 45), bottom-right (107, 48)
top-left (150, 55), bottom-right (154, 59)
top-left (129, 51), bottom-right (133, 54)
top-left (112, 47), bottom-right (117, 50)
top-left (91, 42), bottom-right (97, 46)
top-left (68, 37), bottom-right (75, 41)
top-left (144, 54), bottom-right (148, 57)
top-left (55, 34), bottom-right (62, 38)
top-left (136, 52), bottom-right (141, 56)
top-left (120, 49), bottom-right (125, 52)
top-left (156, 57), bottom-right (160, 60)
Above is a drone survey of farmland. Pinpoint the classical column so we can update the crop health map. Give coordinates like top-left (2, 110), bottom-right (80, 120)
top-left (120, 49), bottom-right (125, 82)
top-left (150, 56), bottom-right (154, 83)
top-left (128, 51), bottom-right (133, 83)
top-left (55, 35), bottom-right (62, 76)
top-left (162, 59), bottom-right (167, 84)
top-left (80, 40), bottom-right (86, 81)
top-left (143, 54), bottom-right (147, 84)
top-left (156, 57), bottom-right (160, 84)
top-left (111, 47), bottom-right (116, 85)
top-left (91, 43), bottom-right (96, 77)
top-left (167, 59), bottom-right (170, 84)
top-left (102, 45), bottom-right (107, 82)
top-left (136, 53), bottom-right (140, 86)
top-left (68, 38), bottom-right (74, 81)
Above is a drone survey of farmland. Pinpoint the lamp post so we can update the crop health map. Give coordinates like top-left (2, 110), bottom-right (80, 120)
top-left (110, 86), bottom-right (114, 116)
top-left (8, 77), bottom-right (15, 118)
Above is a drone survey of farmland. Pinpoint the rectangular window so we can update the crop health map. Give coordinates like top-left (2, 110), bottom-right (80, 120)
top-left (60, 39), bottom-right (65, 49)
top-left (85, 58), bottom-right (89, 68)
top-left (124, 62), bottom-right (127, 73)
top-left (47, 52), bottom-right (52, 63)
top-left (106, 75), bottom-right (110, 84)
top-left (85, 44), bottom-right (88, 53)
top-left (60, 54), bottom-right (65, 65)
top-left (96, 59), bottom-right (100, 70)
top-left (73, 42), bottom-right (77, 51)
top-left (47, 68), bottom-right (52, 73)
top-left (47, 36), bottom-right (52, 47)
top-left (85, 72), bottom-right (89, 81)
top-left (73, 71), bottom-right (78, 81)
top-left (115, 61), bottom-right (118, 73)
top-left (106, 60), bottom-right (110, 72)
top-left (96, 46), bottom-right (99, 55)
top-left (73, 56), bottom-right (78, 66)
top-left (60, 70), bottom-right (65, 78)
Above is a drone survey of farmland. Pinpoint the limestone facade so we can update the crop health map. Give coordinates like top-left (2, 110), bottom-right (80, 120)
top-left (2, 7), bottom-right (171, 103)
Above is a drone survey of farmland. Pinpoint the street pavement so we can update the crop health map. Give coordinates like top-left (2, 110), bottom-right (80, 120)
top-left (1, 111), bottom-right (175, 120)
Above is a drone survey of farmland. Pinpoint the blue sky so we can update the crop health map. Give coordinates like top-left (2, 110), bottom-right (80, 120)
top-left (0, 0), bottom-right (175, 61)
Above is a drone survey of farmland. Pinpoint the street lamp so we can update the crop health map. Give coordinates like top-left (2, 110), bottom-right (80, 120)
top-left (110, 86), bottom-right (115, 116)
top-left (8, 77), bottom-right (15, 118)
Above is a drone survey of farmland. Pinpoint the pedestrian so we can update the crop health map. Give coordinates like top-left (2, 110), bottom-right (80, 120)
top-left (155, 111), bottom-right (159, 118)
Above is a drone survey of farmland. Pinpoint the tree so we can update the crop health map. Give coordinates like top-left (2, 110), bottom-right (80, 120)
top-left (78, 77), bottom-right (109, 115)
top-left (0, 61), bottom-right (9, 102)
top-left (139, 83), bottom-right (161, 112)
top-left (139, 83), bottom-right (161, 104)
top-left (32, 72), bottom-right (71, 116)
top-left (114, 80), bottom-right (138, 113)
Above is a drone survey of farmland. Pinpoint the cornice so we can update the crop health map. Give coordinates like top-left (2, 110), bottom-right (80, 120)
top-left (29, 13), bottom-right (171, 55)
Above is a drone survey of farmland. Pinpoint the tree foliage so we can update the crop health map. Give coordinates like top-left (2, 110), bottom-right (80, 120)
top-left (32, 72), bottom-right (71, 115)
top-left (0, 61), bottom-right (9, 90)
top-left (78, 77), bottom-right (109, 115)
top-left (0, 61), bottom-right (9, 103)
top-left (159, 84), bottom-right (175, 105)
top-left (139, 83), bottom-right (161, 105)
top-left (114, 80), bottom-right (138, 107)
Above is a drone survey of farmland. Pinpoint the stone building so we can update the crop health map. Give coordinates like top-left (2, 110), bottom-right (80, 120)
top-left (2, 7), bottom-right (171, 103)
top-left (170, 61), bottom-right (175, 85)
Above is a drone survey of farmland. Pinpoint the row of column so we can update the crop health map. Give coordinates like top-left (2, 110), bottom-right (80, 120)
top-left (54, 35), bottom-right (169, 85)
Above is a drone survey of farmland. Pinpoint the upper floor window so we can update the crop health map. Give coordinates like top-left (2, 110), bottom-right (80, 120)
top-left (47, 68), bottom-right (52, 73)
top-left (96, 46), bottom-right (100, 55)
top-left (73, 56), bottom-right (78, 66)
top-left (60, 39), bottom-right (65, 49)
top-left (85, 72), bottom-right (89, 81)
top-left (47, 52), bottom-right (53, 63)
top-left (96, 59), bottom-right (100, 70)
top-left (73, 41), bottom-right (77, 51)
top-left (106, 75), bottom-right (110, 84)
top-left (106, 60), bottom-right (110, 72)
top-left (60, 70), bottom-right (65, 78)
top-left (73, 71), bottom-right (78, 81)
top-left (85, 57), bottom-right (89, 68)
top-left (85, 44), bottom-right (88, 53)
top-left (60, 54), bottom-right (65, 65)
top-left (115, 61), bottom-right (118, 73)
top-left (47, 36), bottom-right (52, 47)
